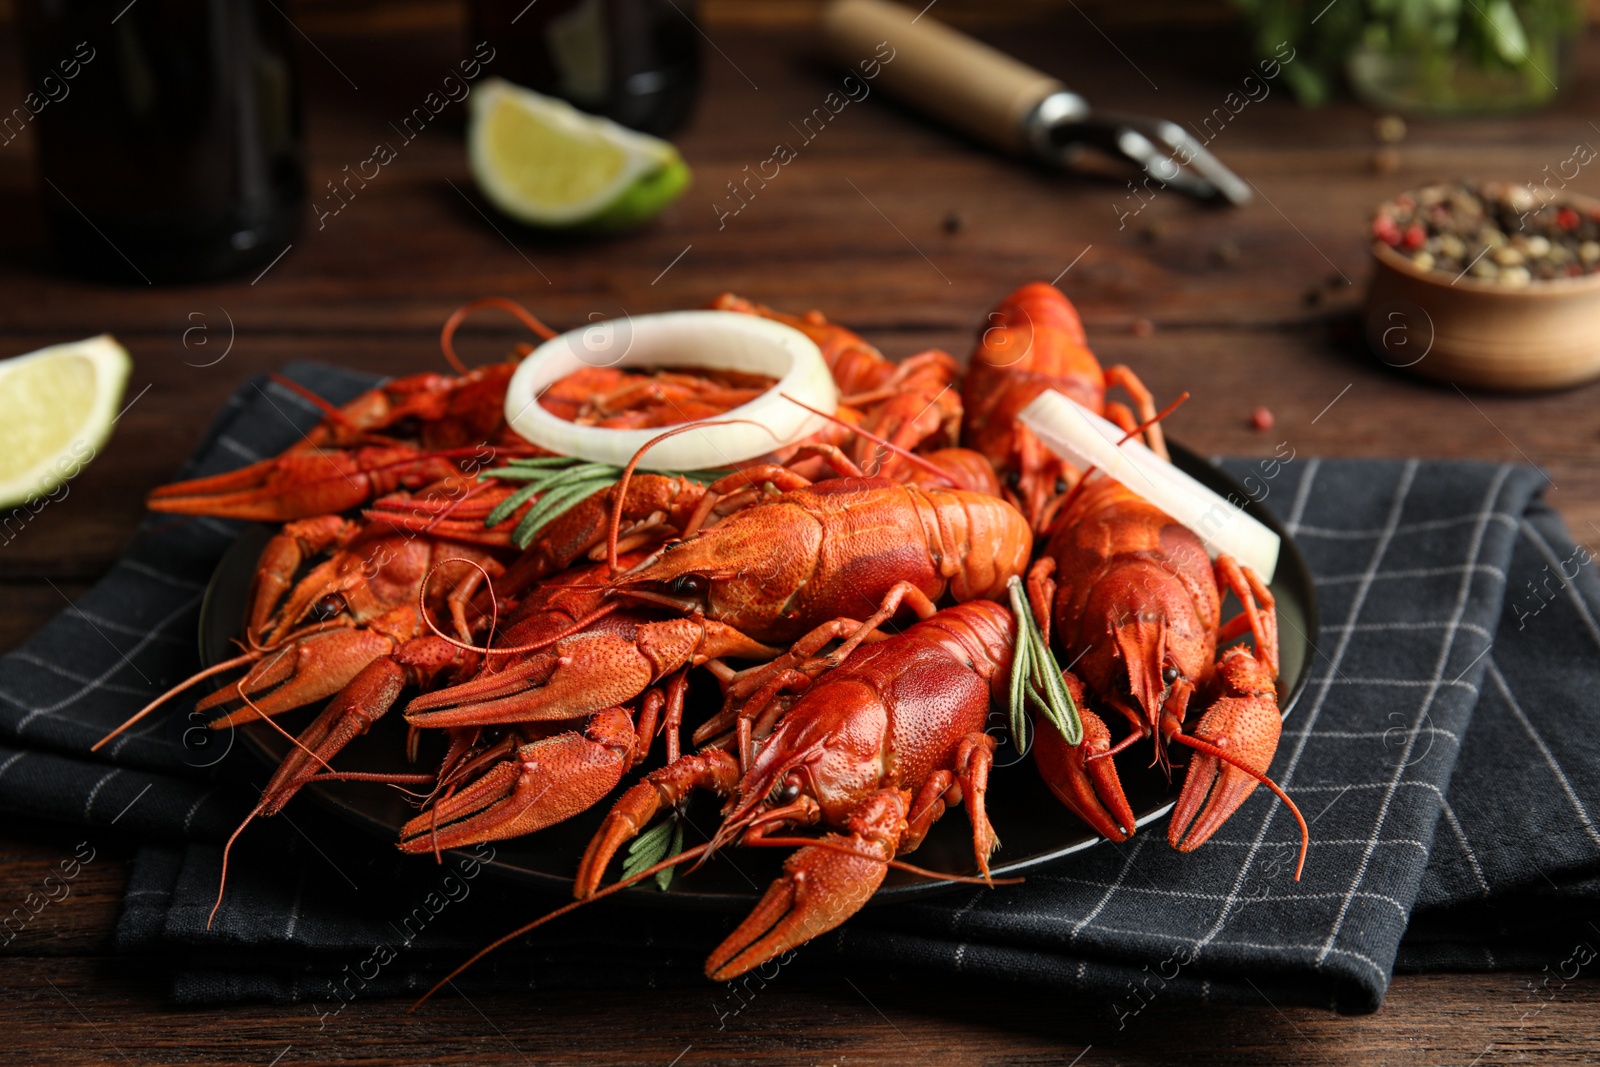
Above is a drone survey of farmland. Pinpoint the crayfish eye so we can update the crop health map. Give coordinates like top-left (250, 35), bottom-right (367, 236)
top-left (772, 774), bottom-right (803, 806)
top-left (312, 593), bottom-right (346, 621)
top-left (673, 574), bottom-right (706, 596)
top-left (1162, 665), bottom-right (1180, 685)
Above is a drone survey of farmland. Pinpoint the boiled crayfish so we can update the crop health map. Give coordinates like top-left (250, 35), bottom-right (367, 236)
top-left (414, 600), bottom-right (1016, 994)
top-left (963, 282), bottom-right (1168, 532)
top-left (1027, 474), bottom-right (1307, 876)
top-left (106, 283), bottom-right (1308, 993)
top-left (392, 453), bottom-right (1032, 846)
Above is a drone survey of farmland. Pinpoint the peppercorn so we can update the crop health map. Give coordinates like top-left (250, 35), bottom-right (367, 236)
top-left (1372, 181), bottom-right (1600, 285)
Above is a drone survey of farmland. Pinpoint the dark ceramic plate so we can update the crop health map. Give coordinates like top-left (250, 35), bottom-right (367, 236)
top-left (199, 444), bottom-right (1317, 909)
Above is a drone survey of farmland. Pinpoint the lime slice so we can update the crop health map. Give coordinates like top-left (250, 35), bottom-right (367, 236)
top-left (468, 78), bottom-right (690, 231)
top-left (0, 335), bottom-right (130, 509)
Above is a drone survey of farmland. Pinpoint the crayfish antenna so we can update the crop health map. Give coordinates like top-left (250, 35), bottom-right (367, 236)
top-left (607, 419), bottom-right (777, 574)
top-left (408, 841), bottom-right (717, 1013)
top-left (407, 837), bottom-right (1018, 1013)
top-left (777, 393), bottom-right (955, 484)
top-left (439, 296), bottom-right (557, 374)
top-left (268, 374), bottom-right (356, 429)
top-left (207, 687), bottom-right (336, 930)
top-left (91, 649), bottom-right (263, 752)
top-left (208, 803), bottom-right (261, 930)
top-left (414, 555), bottom-right (624, 658)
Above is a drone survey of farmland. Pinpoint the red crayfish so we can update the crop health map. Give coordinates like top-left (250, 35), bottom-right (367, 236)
top-left (412, 599), bottom-right (1018, 997)
top-left (963, 281), bottom-right (1168, 531)
top-left (1027, 474), bottom-right (1307, 876)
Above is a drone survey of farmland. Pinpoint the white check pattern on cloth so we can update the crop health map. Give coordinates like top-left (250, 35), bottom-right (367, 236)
top-left (0, 365), bottom-right (384, 844)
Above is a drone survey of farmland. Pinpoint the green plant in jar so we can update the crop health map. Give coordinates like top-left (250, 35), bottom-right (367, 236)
top-left (1233, 0), bottom-right (1583, 114)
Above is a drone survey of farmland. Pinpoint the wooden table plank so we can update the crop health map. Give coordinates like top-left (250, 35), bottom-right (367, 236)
top-left (0, 24), bottom-right (1598, 336)
top-left (1, 947), bottom-right (1596, 1066)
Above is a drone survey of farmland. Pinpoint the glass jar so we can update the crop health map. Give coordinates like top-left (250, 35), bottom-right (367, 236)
top-left (1344, 0), bottom-right (1581, 116)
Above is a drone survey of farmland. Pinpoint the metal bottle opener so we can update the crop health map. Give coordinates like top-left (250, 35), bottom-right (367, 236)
top-left (822, 0), bottom-right (1251, 205)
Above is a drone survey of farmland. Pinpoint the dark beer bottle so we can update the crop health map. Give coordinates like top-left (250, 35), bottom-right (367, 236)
top-left (17, 0), bottom-right (305, 284)
top-left (470, 0), bottom-right (701, 135)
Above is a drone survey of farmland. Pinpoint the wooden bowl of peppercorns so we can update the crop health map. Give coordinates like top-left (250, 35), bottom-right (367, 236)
top-left (1365, 181), bottom-right (1600, 391)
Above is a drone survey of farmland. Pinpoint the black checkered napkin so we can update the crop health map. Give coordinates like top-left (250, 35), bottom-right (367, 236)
top-left (862, 458), bottom-right (1600, 1012)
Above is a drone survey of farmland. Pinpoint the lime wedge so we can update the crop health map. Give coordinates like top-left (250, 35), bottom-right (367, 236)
top-left (468, 78), bottom-right (690, 231)
top-left (0, 335), bottom-right (130, 509)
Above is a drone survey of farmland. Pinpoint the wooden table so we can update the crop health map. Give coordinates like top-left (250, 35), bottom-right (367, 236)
top-left (2, 5), bottom-right (1598, 1063)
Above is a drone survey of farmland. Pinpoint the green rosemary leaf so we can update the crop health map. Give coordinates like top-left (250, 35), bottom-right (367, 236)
top-left (1005, 577), bottom-right (1034, 757)
top-left (656, 817), bottom-right (686, 891)
top-left (518, 462), bottom-right (619, 492)
top-left (479, 467), bottom-right (562, 482)
top-left (622, 817), bottom-right (675, 883)
top-left (504, 455), bottom-right (589, 469)
top-left (510, 478), bottom-right (613, 547)
top-left (1027, 617), bottom-right (1083, 747)
top-left (482, 454), bottom-right (744, 544)
top-left (522, 473), bottom-right (614, 525)
top-left (1006, 576), bottom-right (1083, 748)
top-left (484, 480), bottom-right (545, 527)
top-left (621, 811), bottom-right (687, 891)
top-left (479, 455), bottom-right (591, 481)
top-left (525, 479), bottom-right (614, 540)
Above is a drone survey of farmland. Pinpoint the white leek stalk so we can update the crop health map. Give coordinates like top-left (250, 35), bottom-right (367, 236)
top-left (1018, 391), bottom-right (1280, 582)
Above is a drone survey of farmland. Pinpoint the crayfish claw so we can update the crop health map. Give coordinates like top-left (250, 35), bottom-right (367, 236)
top-left (1168, 647), bottom-right (1305, 879)
top-left (398, 706), bottom-right (636, 853)
top-left (574, 749), bottom-right (741, 898)
top-left (198, 627), bottom-right (400, 726)
top-left (705, 789), bottom-right (904, 981)
top-left (404, 630), bottom-right (654, 729)
top-left (1033, 703), bottom-right (1136, 842)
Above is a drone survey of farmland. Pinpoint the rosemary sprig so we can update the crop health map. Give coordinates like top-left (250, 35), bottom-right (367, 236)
top-left (483, 463), bottom-right (610, 524)
top-left (622, 809), bottom-right (687, 891)
top-left (1006, 575), bottom-right (1083, 753)
top-left (509, 476), bottom-right (614, 546)
top-left (479, 457), bottom-right (618, 548)
top-left (478, 456), bottom-right (743, 549)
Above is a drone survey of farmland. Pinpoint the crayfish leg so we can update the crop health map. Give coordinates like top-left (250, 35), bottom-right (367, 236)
top-left (574, 749), bottom-right (741, 898)
top-left (257, 636), bottom-right (472, 818)
top-left (900, 770), bottom-right (956, 854)
top-left (953, 731), bottom-right (1000, 874)
top-left (1213, 554), bottom-right (1279, 679)
top-left (1102, 363), bottom-right (1168, 461)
